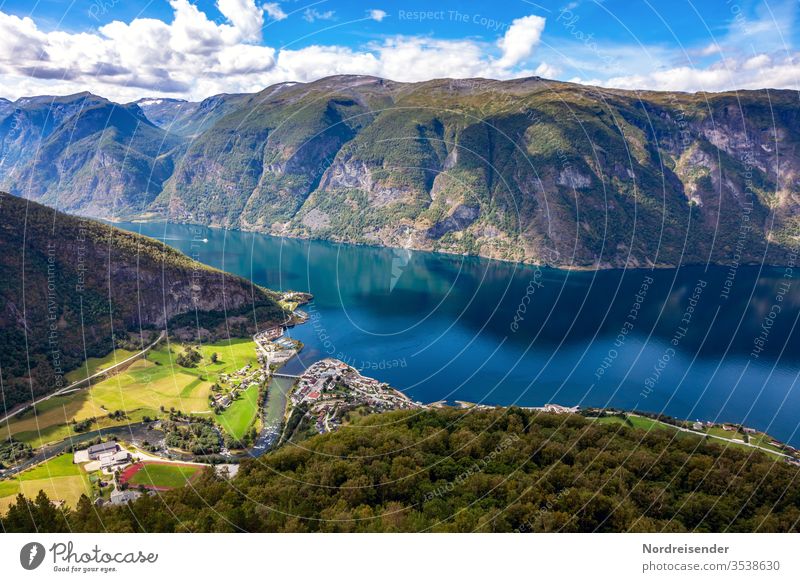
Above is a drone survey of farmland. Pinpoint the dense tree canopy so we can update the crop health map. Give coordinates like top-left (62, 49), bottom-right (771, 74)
top-left (3, 408), bottom-right (799, 533)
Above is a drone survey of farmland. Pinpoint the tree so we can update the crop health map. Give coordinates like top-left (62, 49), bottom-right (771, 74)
top-left (210, 352), bottom-right (218, 363)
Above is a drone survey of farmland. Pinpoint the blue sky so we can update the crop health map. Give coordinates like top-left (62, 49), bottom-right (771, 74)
top-left (0, 0), bottom-right (797, 101)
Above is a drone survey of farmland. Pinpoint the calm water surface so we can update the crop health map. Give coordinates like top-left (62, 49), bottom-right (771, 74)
top-left (117, 222), bottom-right (800, 446)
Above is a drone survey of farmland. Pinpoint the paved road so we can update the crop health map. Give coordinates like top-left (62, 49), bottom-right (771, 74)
top-left (0, 422), bottom-right (164, 478)
top-left (0, 331), bottom-right (166, 425)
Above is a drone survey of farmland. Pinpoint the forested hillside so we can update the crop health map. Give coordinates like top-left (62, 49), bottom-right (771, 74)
top-left (0, 192), bottom-right (285, 409)
top-left (4, 408), bottom-right (798, 532)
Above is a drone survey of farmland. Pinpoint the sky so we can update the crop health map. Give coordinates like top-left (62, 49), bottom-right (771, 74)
top-left (0, 0), bottom-right (798, 102)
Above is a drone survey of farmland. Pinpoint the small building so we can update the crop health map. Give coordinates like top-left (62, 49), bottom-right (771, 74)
top-left (262, 326), bottom-right (284, 340)
top-left (214, 393), bottom-right (232, 407)
top-left (87, 441), bottom-right (119, 460)
top-left (99, 450), bottom-right (130, 470)
top-left (109, 489), bottom-right (141, 505)
top-left (692, 422), bottom-right (703, 431)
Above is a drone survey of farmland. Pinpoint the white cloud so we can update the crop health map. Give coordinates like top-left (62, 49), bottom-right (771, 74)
top-left (602, 54), bottom-right (800, 92)
top-left (303, 8), bottom-right (335, 23)
top-left (743, 54), bottom-right (772, 70)
top-left (263, 3), bottom-right (287, 22)
top-left (217, 0), bottom-right (265, 42)
top-left (495, 15), bottom-right (546, 69)
top-left (368, 9), bottom-right (387, 22)
top-left (534, 62), bottom-right (560, 78)
top-left (0, 4), bottom-right (551, 101)
top-left (697, 43), bottom-right (721, 57)
top-left (0, 0), bottom-right (796, 104)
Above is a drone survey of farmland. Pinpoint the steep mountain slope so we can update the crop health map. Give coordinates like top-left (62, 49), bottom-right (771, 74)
top-left (135, 92), bottom-right (250, 137)
top-left (1, 93), bottom-right (182, 217)
top-left (3, 76), bottom-right (799, 268)
top-left (0, 192), bottom-right (285, 410)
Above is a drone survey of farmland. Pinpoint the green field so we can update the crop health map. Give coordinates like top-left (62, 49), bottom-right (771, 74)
top-left (592, 414), bottom-right (671, 432)
top-left (0, 454), bottom-right (91, 513)
top-left (64, 348), bottom-right (139, 384)
top-left (2, 339), bottom-right (261, 446)
top-left (217, 383), bottom-right (260, 441)
top-left (127, 463), bottom-right (200, 489)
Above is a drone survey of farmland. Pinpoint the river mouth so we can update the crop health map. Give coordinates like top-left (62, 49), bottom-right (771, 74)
top-left (115, 221), bottom-right (800, 447)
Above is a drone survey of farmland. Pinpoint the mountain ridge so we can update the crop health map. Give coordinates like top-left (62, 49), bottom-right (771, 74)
top-left (2, 75), bottom-right (798, 269)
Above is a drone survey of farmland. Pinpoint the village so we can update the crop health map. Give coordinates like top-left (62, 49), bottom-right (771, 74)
top-left (290, 359), bottom-right (421, 434)
top-left (210, 362), bottom-right (267, 410)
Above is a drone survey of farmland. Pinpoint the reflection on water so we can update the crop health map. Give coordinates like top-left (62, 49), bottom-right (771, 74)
top-left (116, 221), bottom-right (800, 446)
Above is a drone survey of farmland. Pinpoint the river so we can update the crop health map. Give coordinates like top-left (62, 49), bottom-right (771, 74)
top-left (115, 221), bottom-right (800, 447)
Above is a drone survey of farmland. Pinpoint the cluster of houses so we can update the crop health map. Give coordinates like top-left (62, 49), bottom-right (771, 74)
top-left (213, 363), bottom-right (266, 410)
top-left (290, 359), bottom-right (420, 434)
top-left (256, 326), bottom-right (284, 342)
top-left (537, 403), bottom-right (580, 414)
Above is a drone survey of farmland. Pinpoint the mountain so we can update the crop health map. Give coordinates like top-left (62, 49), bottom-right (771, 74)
top-left (1, 93), bottom-right (184, 217)
top-left (3, 76), bottom-right (799, 268)
top-left (135, 93), bottom-right (250, 137)
top-left (3, 407), bottom-right (799, 532)
top-left (0, 192), bottom-right (285, 410)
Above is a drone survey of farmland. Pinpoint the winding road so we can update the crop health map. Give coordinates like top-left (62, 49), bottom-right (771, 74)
top-left (0, 331), bottom-right (166, 425)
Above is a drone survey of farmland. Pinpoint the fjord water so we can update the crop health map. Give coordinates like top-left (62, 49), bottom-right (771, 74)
top-left (118, 222), bottom-right (800, 446)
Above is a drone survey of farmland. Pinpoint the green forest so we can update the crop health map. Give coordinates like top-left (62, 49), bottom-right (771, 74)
top-left (3, 408), bottom-right (798, 533)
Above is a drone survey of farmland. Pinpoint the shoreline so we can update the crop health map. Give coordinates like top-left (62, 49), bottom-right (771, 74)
top-left (107, 215), bottom-right (787, 273)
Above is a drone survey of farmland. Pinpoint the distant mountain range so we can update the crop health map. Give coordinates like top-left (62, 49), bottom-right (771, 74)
top-left (0, 192), bottom-right (284, 409)
top-left (1, 76), bottom-right (798, 268)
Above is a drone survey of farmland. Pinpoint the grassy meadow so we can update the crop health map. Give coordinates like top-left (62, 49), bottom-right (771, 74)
top-left (126, 463), bottom-right (200, 489)
top-left (0, 453), bottom-right (91, 513)
top-left (1, 339), bottom-right (261, 446)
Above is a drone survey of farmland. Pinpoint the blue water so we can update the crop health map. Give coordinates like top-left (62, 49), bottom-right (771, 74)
top-left (116, 221), bottom-right (800, 446)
